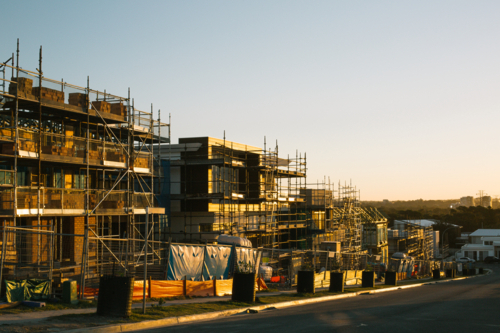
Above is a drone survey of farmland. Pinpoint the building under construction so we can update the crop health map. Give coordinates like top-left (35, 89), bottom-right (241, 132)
top-left (0, 43), bottom-right (168, 292)
top-left (388, 220), bottom-right (434, 259)
top-left (156, 136), bottom-right (307, 249)
top-left (300, 182), bottom-right (387, 257)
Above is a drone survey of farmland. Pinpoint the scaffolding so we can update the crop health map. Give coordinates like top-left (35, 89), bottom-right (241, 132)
top-left (388, 223), bottom-right (434, 260)
top-left (0, 41), bottom-right (169, 296)
top-left (157, 136), bottom-right (307, 249)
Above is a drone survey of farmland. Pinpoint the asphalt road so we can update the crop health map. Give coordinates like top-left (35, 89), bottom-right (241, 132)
top-left (136, 264), bottom-right (500, 333)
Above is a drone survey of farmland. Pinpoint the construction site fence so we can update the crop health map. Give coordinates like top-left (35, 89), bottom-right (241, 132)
top-left (79, 277), bottom-right (268, 300)
top-left (0, 227), bottom-right (263, 298)
top-left (259, 248), bottom-right (452, 286)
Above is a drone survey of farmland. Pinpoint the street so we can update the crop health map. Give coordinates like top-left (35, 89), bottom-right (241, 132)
top-left (135, 264), bottom-right (500, 333)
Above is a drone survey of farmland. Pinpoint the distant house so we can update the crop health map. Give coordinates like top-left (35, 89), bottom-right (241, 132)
top-left (455, 229), bottom-right (500, 261)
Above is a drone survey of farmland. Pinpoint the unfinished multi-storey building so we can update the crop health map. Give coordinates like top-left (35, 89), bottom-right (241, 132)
top-left (0, 43), bottom-right (168, 292)
top-left (300, 182), bottom-right (387, 255)
top-left (388, 221), bottom-right (434, 259)
top-left (156, 136), bottom-right (307, 249)
top-left (360, 207), bottom-right (388, 260)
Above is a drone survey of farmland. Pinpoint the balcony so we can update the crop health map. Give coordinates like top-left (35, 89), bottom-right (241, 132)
top-left (0, 129), bottom-right (151, 172)
top-left (0, 187), bottom-right (160, 216)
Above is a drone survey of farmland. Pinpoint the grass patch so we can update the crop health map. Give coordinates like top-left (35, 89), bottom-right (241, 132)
top-left (0, 300), bottom-right (98, 315)
top-left (120, 301), bottom-right (252, 323)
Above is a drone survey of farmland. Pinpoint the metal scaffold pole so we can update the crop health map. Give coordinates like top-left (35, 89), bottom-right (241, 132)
top-left (143, 207), bottom-right (149, 314)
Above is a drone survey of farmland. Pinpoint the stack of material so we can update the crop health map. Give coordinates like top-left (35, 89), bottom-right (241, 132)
top-left (32, 87), bottom-right (65, 103)
top-left (88, 150), bottom-right (101, 160)
top-left (9, 77), bottom-right (35, 99)
top-left (68, 93), bottom-right (89, 107)
top-left (109, 102), bottom-right (125, 116)
top-left (17, 193), bottom-right (38, 209)
top-left (0, 129), bottom-right (12, 138)
top-left (59, 147), bottom-right (71, 156)
top-left (132, 157), bottom-right (149, 168)
top-left (91, 101), bottom-right (111, 113)
top-left (63, 193), bottom-right (84, 209)
top-left (19, 141), bottom-right (37, 152)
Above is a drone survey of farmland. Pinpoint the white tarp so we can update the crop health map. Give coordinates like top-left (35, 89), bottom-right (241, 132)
top-left (203, 246), bottom-right (233, 280)
top-left (167, 245), bottom-right (204, 281)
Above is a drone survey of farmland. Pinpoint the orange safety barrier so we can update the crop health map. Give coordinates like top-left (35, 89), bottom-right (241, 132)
top-left (77, 285), bottom-right (99, 298)
top-left (77, 278), bottom-right (266, 299)
top-left (215, 279), bottom-right (233, 296)
top-left (270, 276), bottom-right (285, 283)
top-left (133, 280), bottom-right (148, 299)
top-left (187, 281), bottom-right (214, 297)
top-left (151, 280), bottom-right (184, 298)
top-left (256, 277), bottom-right (268, 290)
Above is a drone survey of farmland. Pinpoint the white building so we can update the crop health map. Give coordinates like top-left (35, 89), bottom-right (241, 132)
top-left (455, 229), bottom-right (500, 261)
top-left (460, 196), bottom-right (474, 207)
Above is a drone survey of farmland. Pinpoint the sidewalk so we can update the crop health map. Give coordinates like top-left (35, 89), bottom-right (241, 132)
top-left (0, 276), bottom-right (435, 325)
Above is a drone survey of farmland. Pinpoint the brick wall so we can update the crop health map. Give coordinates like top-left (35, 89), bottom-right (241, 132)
top-left (26, 218), bottom-right (50, 263)
top-left (65, 216), bottom-right (96, 263)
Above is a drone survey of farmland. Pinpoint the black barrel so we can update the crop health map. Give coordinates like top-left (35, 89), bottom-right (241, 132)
top-left (432, 269), bottom-right (440, 280)
top-left (362, 271), bottom-right (375, 288)
top-left (232, 272), bottom-right (256, 303)
top-left (97, 275), bottom-right (134, 317)
top-left (479, 268), bottom-right (484, 274)
top-left (462, 268), bottom-right (468, 276)
top-left (385, 271), bottom-right (397, 286)
top-left (297, 270), bottom-right (315, 294)
top-left (329, 271), bottom-right (344, 292)
top-left (445, 269), bottom-right (453, 278)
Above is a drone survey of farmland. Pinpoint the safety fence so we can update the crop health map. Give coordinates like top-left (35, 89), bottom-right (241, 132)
top-left (259, 248), bottom-right (455, 286)
top-left (78, 277), bottom-right (268, 299)
top-left (0, 225), bottom-right (467, 302)
top-left (0, 226), bottom-right (262, 300)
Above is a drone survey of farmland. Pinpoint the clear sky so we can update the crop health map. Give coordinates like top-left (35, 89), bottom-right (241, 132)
top-left (1, 1), bottom-right (499, 201)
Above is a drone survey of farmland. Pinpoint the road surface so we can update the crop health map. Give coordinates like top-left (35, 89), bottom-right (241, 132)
top-left (136, 263), bottom-right (500, 333)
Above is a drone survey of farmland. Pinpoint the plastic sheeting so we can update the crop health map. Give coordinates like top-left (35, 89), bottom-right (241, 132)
top-left (5, 279), bottom-right (50, 303)
top-left (107, 278), bottom-right (266, 299)
top-left (151, 280), bottom-right (184, 298)
top-left (187, 281), bottom-right (214, 297)
top-left (167, 245), bottom-right (205, 281)
top-left (5, 280), bottom-right (27, 303)
top-left (203, 246), bottom-right (232, 280)
top-left (215, 279), bottom-right (233, 296)
top-left (345, 270), bottom-right (363, 285)
top-left (236, 247), bottom-right (258, 272)
top-left (26, 279), bottom-right (50, 300)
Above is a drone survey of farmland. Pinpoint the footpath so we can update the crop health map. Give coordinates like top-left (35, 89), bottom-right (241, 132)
top-left (0, 271), bottom-right (488, 333)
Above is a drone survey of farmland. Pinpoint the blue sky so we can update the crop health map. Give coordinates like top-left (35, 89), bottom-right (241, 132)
top-left (2, 1), bottom-right (500, 200)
